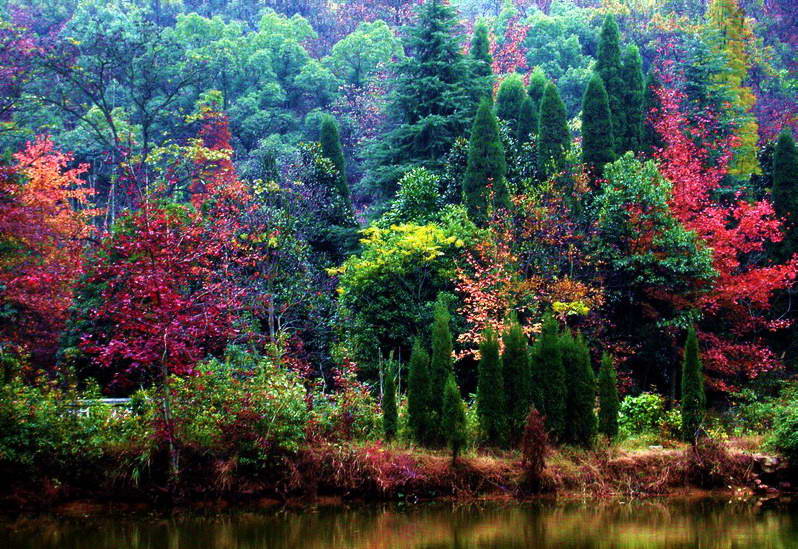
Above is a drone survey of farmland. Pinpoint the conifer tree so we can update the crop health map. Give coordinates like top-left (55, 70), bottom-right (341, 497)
top-left (469, 19), bottom-right (493, 101)
top-left (641, 71), bottom-right (663, 156)
top-left (319, 114), bottom-right (349, 203)
top-left (681, 326), bottom-right (706, 443)
top-left (442, 373), bottom-right (468, 461)
top-left (536, 314), bottom-right (567, 441)
top-left (429, 294), bottom-right (454, 442)
top-left (527, 67), bottom-right (547, 115)
top-left (619, 45), bottom-right (645, 153)
top-left (496, 73), bottom-right (527, 140)
top-left (581, 73), bottom-right (615, 176)
top-left (561, 331), bottom-right (596, 447)
top-left (382, 356), bottom-right (398, 441)
top-left (537, 82), bottom-right (570, 180)
top-left (407, 339), bottom-right (432, 444)
top-left (518, 96), bottom-right (536, 143)
top-left (528, 338), bottom-right (544, 414)
top-left (597, 352), bottom-right (620, 439)
top-left (463, 96), bottom-right (509, 222)
top-left (477, 328), bottom-right (506, 446)
top-left (772, 130), bottom-right (798, 261)
top-left (596, 14), bottom-right (624, 153)
top-left (502, 318), bottom-right (531, 439)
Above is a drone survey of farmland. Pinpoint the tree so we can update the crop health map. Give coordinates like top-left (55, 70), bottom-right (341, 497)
top-left (495, 73), bottom-right (527, 140)
top-left (641, 71), bottom-right (663, 156)
top-left (595, 14), bottom-right (624, 153)
top-left (429, 293), bottom-right (454, 442)
top-left (681, 326), bottom-right (706, 443)
top-left (442, 373), bottom-right (468, 461)
top-left (319, 113), bottom-right (351, 206)
top-left (618, 45), bottom-right (644, 154)
top-left (581, 73), bottom-right (615, 176)
top-left (561, 330), bottom-right (596, 447)
top-left (537, 82), bottom-right (570, 179)
top-left (382, 356), bottom-right (398, 440)
top-left (463, 96), bottom-right (509, 222)
top-left (597, 352), bottom-right (619, 439)
top-left (407, 339), bottom-right (432, 445)
top-left (517, 96), bottom-right (536, 143)
top-left (502, 318), bottom-right (531, 440)
top-left (526, 67), bottom-right (547, 134)
top-left (477, 328), bottom-right (506, 446)
top-left (531, 314), bottom-right (566, 440)
top-left (772, 131), bottom-right (798, 261)
top-left (326, 20), bottom-right (402, 88)
top-left (469, 19), bottom-right (493, 101)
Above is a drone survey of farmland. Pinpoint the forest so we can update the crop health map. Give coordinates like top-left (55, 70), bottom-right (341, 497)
top-left (1, 0), bottom-right (798, 505)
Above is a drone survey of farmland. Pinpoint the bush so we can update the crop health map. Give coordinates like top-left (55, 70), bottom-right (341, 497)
top-left (770, 399), bottom-right (798, 460)
top-left (618, 392), bottom-right (665, 437)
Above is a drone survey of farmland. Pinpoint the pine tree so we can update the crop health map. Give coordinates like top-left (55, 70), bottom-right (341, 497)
top-left (641, 71), bottom-right (663, 156)
top-left (469, 19), bottom-right (493, 101)
top-left (407, 339), bottom-right (432, 445)
top-left (772, 131), bottom-right (798, 261)
top-left (536, 314), bottom-right (567, 441)
top-left (527, 67), bottom-right (547, 116)
top-left (382, 356), bottom-right (398, 440)
top-left (463, 96), bottom-right (509, 222)
top-left (477, 328), bottom-right (506, 446)
top-left (619, 45), bottom-right (644, 153)
top-left (597, 352), bottom-right (620, 439)
top-left (517, 96), bottom-right (536, 143)
top-left (442, 373), bottom-right (468, 461)
top-left (681, 326), bottom-right (706, 443)
top-left (596, 14), bottom-right (625, 154)
top-left (319, 113), bottom-right (349, 204)
top-left (429, 294), bottom-right (454, 442)
top-left (528, 338), bottom-right (544, 414)
top-left (581, 73), bottom-right (615, 176)
top-left (496, 73), bottom-right (527, 140)
top-left (561, 330), bottom-right (596, 447)
top-left (537, 82), bottom-right (570, 180)
top-left (502, 318), bottom-right (531, 440)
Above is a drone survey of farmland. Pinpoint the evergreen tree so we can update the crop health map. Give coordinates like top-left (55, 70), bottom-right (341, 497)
top-left (463, 96), bottom-right (509, 222)
top-left (561, 330), bottom-right (596, 447)
top-left (527, 67), bottom-right (547, 115)
top-left (536, 314), bottom-right (567, 441)
top-left (407, 339), bottom-right (432, 444)
top-left (641, 71), bottom-right (663, 155)
top-left (442, 373), bottom-right (468, 461)
top-left (537, 82), bottom-right (570, 180)
top-left (319, 114), bottom-right (350, 204)
top-left (382, 356), bottom-right (398, 441)
top-left (477, 328), bottom-right (506, 446)
top-left (517, 96), bottom-right (536, 143)
top-left (772, 130), bottom-right (798, 261)
top-left (496, 73), bottom-right (527, 140)
top-left (502, 318), bottom-right (531, 440)
top-left (469, 19), bottom-right (493, 101)
top-left (596, 14), bottom-right (624, 153)
top-left (528, 338), bottom-right (544, 414)
top-left (597, 352), bottom-right (620, 439)
top-left (681, 326), bottom-right (706, 443)
top-left (618, 45), bottom-right (645, 153)
top-left (581, 73), bottom-right (615, 176)
top-left (429, 294), bottom-right (454, 442)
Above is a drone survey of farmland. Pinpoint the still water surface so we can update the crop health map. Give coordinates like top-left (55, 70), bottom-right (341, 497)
top-left (2, 498), bottom-right (798, 548)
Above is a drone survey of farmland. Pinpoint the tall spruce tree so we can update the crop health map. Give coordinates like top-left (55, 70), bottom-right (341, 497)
top-left (581, 73), bottom-right (615, 175)
top-left (619, 45), bottom-right (645, 153)
top-left (536, 314), bottom-right (567, 441)
top-left (442, 374), bottom-right (468, 461)
top-left (772, 131), bottom-right (798, 261)
top-left (477, 328), bottom-right (507, 446)
top-left (597, 352), bottom-right (620, 439)
top-left (596, 14), bottom-right (625, 154)
top-left (382, 356), bottom-right (398, 441)
top-left (680, 326), bottom-right (706, 443)
top-left (502, 318), bottom-right (531, 440)
top-left (463, 96), bottom-right (509, 222)
top-left (496, 73), bottom-right (527, 140)
top-left (429, 294), bottom-right (454, 442)
top-left (407, 339), bottom-right (433, 445)
top-left (469, 19), bottom-right (493, 101)
top-left (537, 82), bottom-right (570, 179)
top-left (641, 71), bottom-right (663, 156)
top-left (561, 331), bottom-right (596, 447)
top-left (366, 0), bottom-right (473, 198)
top-left (319, 114), bottom-right (350, 204)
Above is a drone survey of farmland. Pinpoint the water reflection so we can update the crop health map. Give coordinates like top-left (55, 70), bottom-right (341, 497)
top-left (2, 499), bottom-right (798, 548)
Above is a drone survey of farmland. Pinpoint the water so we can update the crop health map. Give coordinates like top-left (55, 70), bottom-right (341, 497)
top-left (2, 498), bottom-right (798, 548)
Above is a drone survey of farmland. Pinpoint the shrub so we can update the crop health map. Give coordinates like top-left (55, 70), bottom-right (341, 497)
top-left (618, 392), bottom-right (665, 437)
top-left (520, 408), bottom-right (548, 492)
top-left (770, 399), bottom-right (798, 460)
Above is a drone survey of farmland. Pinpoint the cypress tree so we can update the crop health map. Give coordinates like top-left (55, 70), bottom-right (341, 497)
top-left (537, 82), bottom-right (570, 180)
top-left (496, 73), bottom-right (527, 140)
top-left (596, 14), bottom-right (625, 153)
top-left (527, 67), bottom-right (547, 119)
top-left (641, 71), bottom-right (663, 156)
top-left (517, 96), bottom-right (536, 143)
top-left (502, 318), bottom-right (531, 440)
top-left (469, 19), bottom-right (493, 101)
top-left (442, 373), bottom-right (468, 461)
top-left (619, 45), bottom-right (645, 153)
top-left (463, 96), bottom-right (509, 222)
top-left (581, 73), bottom-right (615, 176)
top-left (319, 113), bottom-right (349, 204)
top-left (528, 338), bottom-right (544, 414)
top-left (477, 328), bottom-right (506, 446)
top-left (407, 339), bottom-right (432, 445)
top-left (382, 356), bottom-right (398, 441)
top-left (561, 331), bottom-right (596, 447)
top-left (536, 314), bottom-right (567, 441)
top-left (429, 294), bottom-right (454, 442)
top-left (680, 326), bottom-right (706, 443)
top-left (772, 130), bottom-right (798, 261)
top-left (597, 352), bottom-right (620, 440)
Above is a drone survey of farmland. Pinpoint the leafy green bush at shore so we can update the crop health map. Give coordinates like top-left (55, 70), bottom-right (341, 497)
top-left (619, 392), bottom-right (666, 437)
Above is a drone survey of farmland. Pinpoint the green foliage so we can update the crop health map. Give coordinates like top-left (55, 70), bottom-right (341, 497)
top-left (532, 314), bottom-right (567, 441)
top-left (463, 96), bottom-right (509, 222)
top-left (496, 73), bottom-right (528, 141)
top-left (596, 14), bottom-right (625, 152)
top-left (581, 73), bottom-right (616, 175)
top-left (618, 45), bottom-right (645, 153)
top-left (561, 330), bottom-right (596, 447)
top-left (442, 374), bottom-right (468, 459)
top-left (469, 19), bottom-right (493, 101)
top-left (527, 67), bottom-right (548, 123)
top-left (326, 20), bottom-right (402, 87)
top-left (681, 326), bottom-right (706, 443)
top-left (319, 113), bottom-right (350, 205)
top-left (382, 357), bottom-right (398, 441)
top-left (641, 71), bottom-right (664, 156)
top-left (380, 167), bottom-right (442, 226)
top-left (407, 339), bottom-right (433, 444)
top-left (598, 352), bottom-right (620, 439)
top-left (619, 392), bottom-right (665, 437)
top-left (477, 329), bottom-right (506, 446)
top-left (772, 130), bottom-right (798, 261)
top-left (537, 82), bottom-right (570, 179)
top-left (429, 293), bottom-right (455, 442)
top-left (517, 96), bottom-right (536, 143)
top-left (770, 401), bottom-right (798, 460)
top-left (502, 318), bottom-right (531, 439)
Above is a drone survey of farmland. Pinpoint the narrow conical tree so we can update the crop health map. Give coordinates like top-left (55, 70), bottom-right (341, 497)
top-left (517, 96), bottom-right (536, 143)
top-left (319, 114), bottom-right (350, 203)
top-left (496, 73), bottom-right (527, 139)
top-left (527, 67), bottom-right (547, 118)
top-left (619, 45), bottom-right (645, 153)
top-left (463, 96), bottom-right (509, 222)
top-left (442, 373), bottom-right (468, 461)
top-left (502, 318), bottom-right (531, 440)
top-left (597, 352), bottom-right (620, 439)
top-left (382, 356), bottom-right (398, 440)
top-left (561, 331), bottom-right (596, 447)
top-left (537, 82), bottom-right (570, 180)
top-left (581, 73), bottom-right (615, 176)
top-left (469, 19), bottom-right (493, 100)
top-left (528, 338), bottom-right (545, 414)
top-left (772, 130), bottom-right (798, 261)
top-left (407, 339), bottom-right (432, 445)
top-left (536, 314), bottom-right (567, 441)
top-left (429, 294), bottom-right (454, 442)
top-left (680, 326), bottom-right (706, 443)
top-left (596, 14), bottom-right (625, 153)
top-left (641, 71), bottom-right (663, 156)
top-left (477, 328), bottom-right (506, 446)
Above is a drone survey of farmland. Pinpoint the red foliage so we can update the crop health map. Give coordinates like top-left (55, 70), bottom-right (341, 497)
top-left (490, 16), bottom-right (529, 77)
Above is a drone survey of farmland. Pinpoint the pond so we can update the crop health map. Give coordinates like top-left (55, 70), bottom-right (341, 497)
top-left (2, 498), bottom-right (797, 548)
